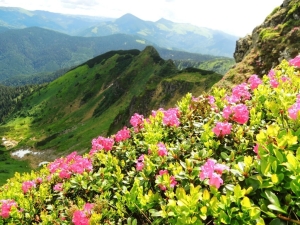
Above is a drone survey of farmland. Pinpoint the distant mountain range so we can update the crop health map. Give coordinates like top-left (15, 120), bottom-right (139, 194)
top-left (0, 7), bottom-right (238, 57)
top-left (0, 26), bottom-right (232, 83)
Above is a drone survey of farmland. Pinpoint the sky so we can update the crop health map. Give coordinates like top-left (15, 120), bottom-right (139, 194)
top-left (0, 0), bottom-right (284, 37)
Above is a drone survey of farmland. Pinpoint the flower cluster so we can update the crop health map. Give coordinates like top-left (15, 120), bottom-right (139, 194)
top-left (151, 107), bottom-right (181, 127)
top-left (248, 74), bottom-right (262, 90)
top-left (22, 180), bottom-right (36, 194)
top-left (0, 200), bottom-right (18, 219)
top-left (157, 142), bottom-right (168, 156)
top-left (222, 104), bottom-right (249, 124)
top-left (115, 126), bottom-right (131, 142)
top-left (130, 113), bottom-right (144, 132)
top-left (156, 170), bottom-right (177, 191)
top-left (268, 69), bottom-right (279, 88)
top-left (199, 159), bottom-right (229, 189)
top-left (289, 55), bottom-right (300, 67)
top-left (212, 122), bottom-right (232, 137)
top-left (48, 151), bottom-right (93, 179)
top-left (136, 154), bottom-right (145, 171)
top-left (288, 94), bottom-right (300, 120)
top-left (90, 136), bottom-right (114, 155)
top-left (72, 203), bottom-right (94, 225)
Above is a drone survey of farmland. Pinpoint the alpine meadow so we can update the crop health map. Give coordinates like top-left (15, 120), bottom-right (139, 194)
top-left (0, 0), bottom-right (300, 224)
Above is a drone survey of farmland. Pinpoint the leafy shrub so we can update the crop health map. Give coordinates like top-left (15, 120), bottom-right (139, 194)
top-left (1, 57), bottom-right (300, 224)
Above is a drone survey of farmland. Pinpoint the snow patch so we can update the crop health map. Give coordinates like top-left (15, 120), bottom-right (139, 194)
top-left (11, 149), bottom-right (42, 158)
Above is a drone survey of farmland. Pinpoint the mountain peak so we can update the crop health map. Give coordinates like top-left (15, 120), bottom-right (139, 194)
top-left (115, 13), bottom-right (142, 23)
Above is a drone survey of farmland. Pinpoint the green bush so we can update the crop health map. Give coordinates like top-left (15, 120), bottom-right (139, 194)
top-left (1, 58), bottom-right (300, 224)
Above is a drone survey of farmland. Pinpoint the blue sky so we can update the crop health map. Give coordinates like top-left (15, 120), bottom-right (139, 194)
top-left (0, 0), bottom-right (284, 37)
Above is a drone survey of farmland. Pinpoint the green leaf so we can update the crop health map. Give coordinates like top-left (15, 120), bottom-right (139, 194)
top-left (267, 204), bottom-right (287, 214)
top-left (220, 210), bottom-right (230, 224)
top-left (269, 218), bottom-right (285, 225)
top-left (287, 154), bottom-right (298, 171)
top-left (265, 190), bottom-right (280, 207)
top-left (234, 184), bottom-right (243, 199)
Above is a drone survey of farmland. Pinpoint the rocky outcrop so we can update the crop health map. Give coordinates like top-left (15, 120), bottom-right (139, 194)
top-left (216, 0), bottom-right (300, 88)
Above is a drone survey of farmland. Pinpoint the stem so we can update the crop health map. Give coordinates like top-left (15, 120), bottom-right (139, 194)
top-left (277, 214), bottom-right (300, 224)
top-left (133, 202), bottom-right (152, 224)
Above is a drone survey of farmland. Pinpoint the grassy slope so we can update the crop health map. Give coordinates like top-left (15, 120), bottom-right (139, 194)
top-left (0, 47), bottom-right (222, 181)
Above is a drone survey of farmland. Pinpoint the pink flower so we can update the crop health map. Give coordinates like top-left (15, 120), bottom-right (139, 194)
top-left (22, 180), bottom-right (36, 194)
top-left (159, 170), bottom-right (169, 176)
top-left (72, 203), bottom-right (94, 225)
top-left (212, 122), bottom-right (232, 137)
top-left (288, 102), bottom-right (300, 120)
top-left (90, 136), bottom-right (114, 155)
top-left (253, 144), bottom-right (260, 159)
top-left (130, 113), bottom-right (144, 129)
top-left (48, 152), bottom-right (92, 178)
top-left (162, 108), bottom-right (180, 127)
top-left (170, 176), bottom-right (177, 188)
top-left (270, 78), bottom-right (279, 88)
top-left (289, 55), bottom-right (300, 67)
top-left (214, 164), bottom-right (230, 174)
top-left (209, 173), bottom-right (224, 189)
top-left (222, 105), bottom-right (232, 120)
top-left (136, 154), bottom-right (145, 171)
top-left (0, 200), bottom-right (17, 219)
top-left (231, 83), bottom-right (251, 101)
top-left (248, 74), bottom-right (262, 90)
top-left (199, 159), bottom-right (216, 180)
top-left (199, 159), bottom-right (228, 189)
top-left (53, 183), bottom-right (63, 192)
top-left (72, 210), bottom-right (89, 225)
top-left (35, 177), bottom-right (43, 184)
top-left (83, 203), bottom-right (94, 214)
top-left (268, 69), bottom-right (275, 79)
top-left (232, 104), bottom-right (249, 124)
top-left (115, 127), bottom-right (131, 142)
top-left (157, 142), bottom-right (168, 156)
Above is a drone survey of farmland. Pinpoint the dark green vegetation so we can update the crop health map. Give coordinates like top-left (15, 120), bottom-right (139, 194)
top-left (217, 0), bottom-right (300, 88)
top-left (0, 7), bottom-right (238, 58)
top-left (0, 147), bottom-right (31, 186)
top-left (0, 84), bottom-right (38, 122)
top-left (0, 47), bottom-right (222, 167)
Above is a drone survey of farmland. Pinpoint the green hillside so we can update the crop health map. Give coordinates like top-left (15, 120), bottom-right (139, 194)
top-left (0, 46), bottom-right (222, 171)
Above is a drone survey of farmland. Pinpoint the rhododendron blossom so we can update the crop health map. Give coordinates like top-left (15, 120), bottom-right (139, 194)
top-left (48, 152), bottom-right (92, 179)
top-left (232, 104), bottom-right (249, 124)
top-left (288, 101), bottom-right (300, 120)
top-left (72, 203), bottom-right (94, 225)
top-left (90, 136), bottom-right (114, 155)
top-left (53, 183), bottom-right (63, 192)
top-left (248, 74), bottom-right (262, 90)
top-left (231, 83), bottom-right (251, 101)
top-left (162, 108), bottom-right (180, 127)
top-left (268, 69), bottom-right (279, 88)
top-left (130, 113), bottom-right (144, 127)
top-left (0, 200), bottom-right (18, 219)
top-left (212, 122), bottom-right (232, 137)
top-left (136, 154), bottom-right (145, 171)
top-left (222, 104), bottom-right (249, 124)
top-left (199, 159), bottom-right (229, 189)
top-left (289, 55), bottom-right (300, 67)
top-left (253, 144), bottom-right (260, 159)
top-left (157, 142), bottom-right (168, 156)
top-left (115, 126), bottom-right (131, 142)
top-left (22, 180), bottom-right (36, 194)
